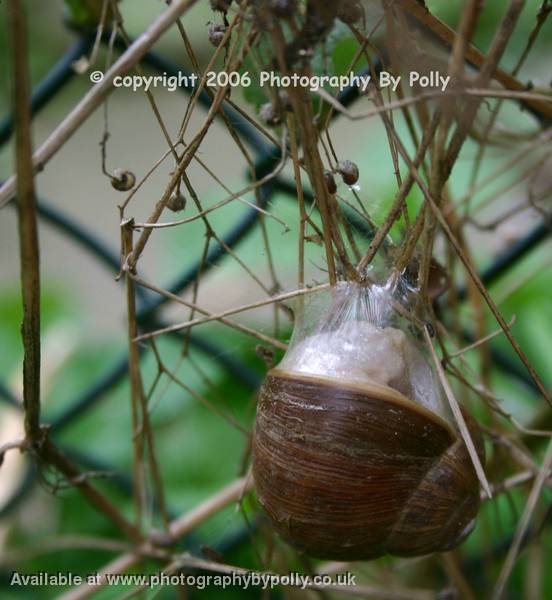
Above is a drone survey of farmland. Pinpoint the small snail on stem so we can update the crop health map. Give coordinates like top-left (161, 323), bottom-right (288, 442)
top-left (252, 280), bottom-right (484, 560)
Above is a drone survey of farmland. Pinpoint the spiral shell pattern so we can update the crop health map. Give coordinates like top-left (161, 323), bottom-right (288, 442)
top-left (252, 369), bottom-right (484, 560)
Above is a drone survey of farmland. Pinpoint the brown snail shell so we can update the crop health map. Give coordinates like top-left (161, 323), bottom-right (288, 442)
top-left (110, 168), bottom-right (135, 192)
top-left (210, 0), bottom-right (232, 12)
top-left (324, 171), bottom-right (337, 194)
top-left (252, 368), bottom-right (484, 560)
top-left (337, 159), bottom-right (359, 185)
top-left (337, 0), bottom-right (364, 25)
top-left (208, 22), bottom-right (227, 47)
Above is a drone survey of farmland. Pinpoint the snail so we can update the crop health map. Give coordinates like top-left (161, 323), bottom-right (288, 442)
top-left (259, 102), bottom-right (282, 127)
top-left (259, 91), bottom-right (292, 127)
top-left (110, 168), bottom-right (135, 192)
top-left (207, 22), bottom-right (227, 47)
top-left (252, 282), bottom-right (484, 560)
top-left (269, 0), bottom-right (298, 18)
top-left (210, 0), bottom-right (232, 12)
top-left (324, 171), bottom-right (337, 194)
top-left (337, 0), bottom-right (364, 25)
top-left (337, 159), bottom-right (359, 185)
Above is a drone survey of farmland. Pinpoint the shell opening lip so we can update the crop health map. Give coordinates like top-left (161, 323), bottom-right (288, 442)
top-left (268, 367), bottom-right (456, 438)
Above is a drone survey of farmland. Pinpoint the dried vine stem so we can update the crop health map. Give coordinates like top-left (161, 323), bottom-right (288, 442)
top-left (287, 114), bottom-right (308, 286)
top-left (442, 0), bottom-right (527, 182)
top-left (128, 272), bottom-right (287, 350)
top-left (8, 0), bottom-right (41, 444)
top-left (416, 0), bottom-right (480, 304)
top-left (134, 283), bottom-right (331, 342)
top-left (125, 220), bottom-right (172, 532)
top-left (424, 327), bottom-right (491, 498)
top-left (424, 187), bottom-right (552, 407)
top-left (40, 439), bottom-right (143, 544)
top-left (417, 0), bottom-right (526, 309)
top-left (492, 439), bottom-right (552, 598)
top-left (316, 87), bottom-right (552, 122)
top-left (4, 9), bottom-right (155, 542)
top-left (128, 17), bottom-right (257, 268)
top-left (466, 0), bottom-right (552, 207)
top-left (359, 85), bottom-right (552, 408)
top-left (356, 109), bottom-right (441, 271)
top-left (0, 0), bottom-right (199, 209)
top-left (400, 0), bottom-right (552, 123)
top-left (123, 555), bottom-right (437, 600)
top-left (270, 22), bottom-right (341, 284)
top-left (59, 475), bottom-right (253, 600)
top-left (121, 221), bottom-right (148, 527)
top-left (4, 2), bottom-right (552, 598)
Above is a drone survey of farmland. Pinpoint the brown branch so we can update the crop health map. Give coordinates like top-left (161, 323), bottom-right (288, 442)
top-left (318, 87), bottom-right (552, 124)
top-left (0, 0), bottom-right (200, 209)
top-left (357, 109), bottom-right (441, 272)
top-left (287, 114), bottom-right (308, 287)
top-left (128, 272), bottom-right (287, 350)
top-left (378, 113), bottom-right (552, 407)
top-left (8, 0), bottom-right (41, 444)
top-left (128, 19), bottom-right (256, 268)
top-left (343, 61), bottom-right (551, 425)
top-left (122, 220), bottom-right (171, 531)
top-left (417, 0), bottom-right (481, 302)
top-left (466, 1), bottom-right (551, 205)
top-left (424, 326), bottom-right (491, 498)
top-left (121, 220), bottom-right (147, 526)
top-left (436, 211), bottom-right (551, 406)
top-left (133, 283), bottom-right (331, 343)
top-left (41, 439), bottom-right (143, 544)
top-left (0, 162), bottom-right (143, 550)
top-left (400, 0), bottom-right (552, 123)
top-left (492, 439), bottom-right (552, 599)
top-left (128, 554), bottom-right (437, 600)
top-left (58, 475), bottom-right (253, 600)
top-left (442, 0), bottom-right (527, 181)
top-left (271, 24), bottom-right (340, 284)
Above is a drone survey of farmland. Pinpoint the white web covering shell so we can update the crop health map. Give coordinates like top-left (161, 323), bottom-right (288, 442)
top-left (278, 282), bottom-right (452, 423)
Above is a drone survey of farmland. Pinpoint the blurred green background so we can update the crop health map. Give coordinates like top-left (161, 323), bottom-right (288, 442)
top-left (0, 1), bottom-right (551, 598)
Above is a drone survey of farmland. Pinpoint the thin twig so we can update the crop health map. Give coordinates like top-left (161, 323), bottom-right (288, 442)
top-left (357, 110), bottom-right (441, 271)
top-left (129, 272), bottom-right (287, 350)
top-left (315, 87), bottom-right (552, 123)
top-left (380, 117), bottom-right (552, 407)
top-left (59, 476), bottom-right (253, 600)
top-left (399, 0), bottom-right (552, 122)
top-left (0, 0), bottom-right (199, 208)
top-left (131, 137), bottom-right (289, 231)
top-left (425, 191), bottom-right (552, 407)
top-left (134, 284), bottom-right (330, 342)
top-left (8, 0), bottom-right (42, 444)
top-left (443, 0), bottom-right (527, 182)
top-left (448, 316), bottom-right (517, 358)
top-left (128, 21), bottom-right (257, 268)
top-left (41, 439), bottom-right (143, 543)
top-left (491, 439), bottom-right (552, 599)
top-left (423, 326), bottom-right (492, 498)
top-left (122, 220), bottom-right (147, 527)
top-left (270, 22), bottom-right (339, 284)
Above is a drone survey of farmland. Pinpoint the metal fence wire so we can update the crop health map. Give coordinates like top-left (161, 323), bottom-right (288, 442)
top-left (1, 5), bottom-right (551, 598)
